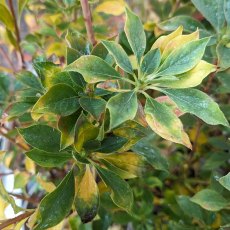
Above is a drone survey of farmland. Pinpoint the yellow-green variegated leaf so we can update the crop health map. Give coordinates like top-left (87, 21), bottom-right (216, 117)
top-left (107, 91), bottom-right (138, 129)
top-left (0, 180), bottom-right (23, 214)
top-left (156, 37), bottom-right (209, 77)
top-left (161, 88), bottom-right (229, 126)
top-left (102, 40), bottom-right (133, 74)
top-left (75, 166), bottom-right (99, 223)
top-left (162, 30), bottom-right (199, 59)
top-left (31, 84), bottom-right (79, 121)
top-left (152, 60), bottom-right (216, 88)
top-left (96, 166), bottom-right (133, 212)
top-left (74, 112), bottom-right (99, 152)
top-left (144, 97), bottom-right (191, 148)
top-left (124, 7), bottom-right (146, 63)
top-left (93, 152), bottom-right (148, 178)
top-left (58, 112), bottom-right (78, 150)
top-left (34, 170), bottom-right (75, 230)
top-left (65, 55), bottom-right (122, 83)
top-left (151, 26), bottom-right (183, 52)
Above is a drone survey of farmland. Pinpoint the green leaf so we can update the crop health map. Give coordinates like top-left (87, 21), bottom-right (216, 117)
top-left (158, 16), bottom-right (205, 32)
top-left (124, 7), bottom-right (146, 63)
top-left (203, 152), bottom-right (230, 170)
top-left (132, 134), bottom-right (169, 172)
top-left (18, 124), bottom-right (61, 152)
top-left (102, 40), bottom-right (133, 74)
top-left (107, 91), bottom-right (138, 129)
top-left (74, 112), bottom-right (99, 152)
top-left (191, 0), bottom-right (225, 32)
top-left (34, 170), bottom-right (75, 230)
top-left (31, 84), bottom-right (79, 120)
top-left (95, 166), bottom-right (133, 212)
top-left (190, 189), bottom-right (227, 211)
top-left (144, 97), bottom-right (191, 148)
top-left (7, 102), bottom-right (33, 120)
top-left (75, 166), bottom-right (99, 223)
top-left (219, 173), bottom-right (230, 191)
top-left (65, 30), bottom-right (91, 55)
top-left (0, 180), bottom-right (23, 214)
top-left (156, 38), bottom-right (209, 77)
top-left (95, 136), bottom-right (128, 153)
top-left (176, 195), bottom-right (204, 220)
top-left (217, 40), bottom-right (230, 70)
top-left (65, 55), bottom-right (122, 83)
top-left (33, 61), bottom-right (60, 83)
top-left (16, 71), bottom-right (44, 92)
top-left (152, 60), bottom-right (216, 88)
top-left (66, 47), bottom-right (81, 65)
top-left (91, 42), bottom-right (114, 65)
top-left (0, 3), bottom-right (14, 31)
top-left (25, 149), bottom-right (72, 167)
top-left (79, 97), bottom-right (106, 120)
top-left (161, 88), bottom-right (229, 126)
top-left (58, 112), bottom-right (78, 150)
top-left (18, 0), bottom-right (29, 18)
top-left (225, 0), bottom-right (230, 28)
top-left (141, 49), bottom-right (161, 76)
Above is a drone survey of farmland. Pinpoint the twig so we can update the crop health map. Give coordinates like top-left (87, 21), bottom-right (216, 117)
top-left (0, 172), bottom-right (14, 177)
top-left (0, 211), bottom-right (34, 229)
top-left (0, 127), bottom-right (30, 151)
top-left (80, 0), bottom-right (97, 46)
top-left (0, 46), bottom-right (17, 73)
top-left (8, 0), bottom-right (25, 68)
top-left (9, 192), bottom-right (39, 205)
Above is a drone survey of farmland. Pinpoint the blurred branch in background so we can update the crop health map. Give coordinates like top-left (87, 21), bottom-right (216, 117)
top-left (80, 0), bottom-right (97, 46)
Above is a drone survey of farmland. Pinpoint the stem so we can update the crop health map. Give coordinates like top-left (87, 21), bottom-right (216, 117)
top-left (80, 0), bottom-right (97, 46)
top-left (8, 0), bottom-right (25, 68)
top-left (121, 77), bottom-right (136, 85)
top-left (139, 90), bottom-right (150, 99)
top-left (0, 127), bottom-right (30, 151)
top-left (0, 211), bottom-right (34, 229)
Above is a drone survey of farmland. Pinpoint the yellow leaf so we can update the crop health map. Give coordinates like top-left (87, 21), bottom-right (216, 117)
top-left (36, 174), bottom-right (56, 193)
top-left (27, 209), bottom-right (39, 229)
top-left (94, 152), bottom-right (147, 178)
top-left (162, 30), bottom-right (199, 58)
top-left (14, 217), bottom-right (29, 230)
top-left (156, 60), bottom-right (216, 89)
top-left (0, 196), bottom-right (7, 219)
top-left (95, 1), bottom-right (125, 16)
top-left (46, 42), bottom-right (66, 57)
top-left (151, 26), bottom-right (183, 52)
top-left (189, 127), bottom-right (207, 146)
top-left (0, 151), bottom-right (5, 161)
top-left (25, 157), bottom-right (36, 174)
top-left (75, 165), bottom-right (99, 223)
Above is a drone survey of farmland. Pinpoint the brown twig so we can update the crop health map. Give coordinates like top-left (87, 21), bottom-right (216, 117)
top-left (0, 127), bottom-right (30, 151)
top-left (0, 172), bottom-right (14, 177)
top-left (8, 0), bottom-right (25, 68)
top-left (9, 193), bottom-right (39, 205)
top-left (80, 0), bottom-right (97, 46)
top-left (0, 211), bottom-right (34, 229)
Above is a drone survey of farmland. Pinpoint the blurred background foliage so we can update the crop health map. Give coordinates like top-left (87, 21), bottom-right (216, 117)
top-left (0, 0), bottom-right (229, 229)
